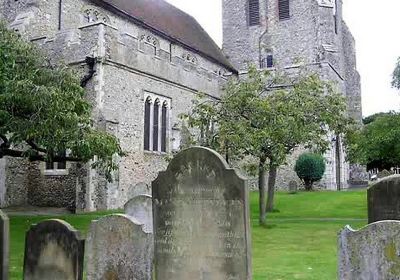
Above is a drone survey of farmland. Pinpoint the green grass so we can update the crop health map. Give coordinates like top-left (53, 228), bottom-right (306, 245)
top-left (6, 190), bottom-right (367, 279)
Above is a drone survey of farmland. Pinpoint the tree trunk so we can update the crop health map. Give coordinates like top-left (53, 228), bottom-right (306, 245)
top-left (258, 157), bottom-right (267, 226)
top-left (266, 164), bottom-right (278, 212)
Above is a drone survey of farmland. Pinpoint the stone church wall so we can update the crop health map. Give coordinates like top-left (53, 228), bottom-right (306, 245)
top-left (1, 0), bottom-right (231, 210)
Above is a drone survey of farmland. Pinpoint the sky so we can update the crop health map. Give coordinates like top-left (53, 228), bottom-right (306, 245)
top-left (166, 0), bottom-right (400, 117)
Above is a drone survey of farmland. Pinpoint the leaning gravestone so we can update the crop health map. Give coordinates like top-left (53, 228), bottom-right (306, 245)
top-left (368, 175), bottom-right (400, 223)
top-left (338, 221), bottom-right (400, 279)
top-left (23, 219), bottom-right (84, 280)
top-left (86, 214), bottom-right (153, 280)
top-left (152, 147), bottom-right (252, 280)
top-left (0, 210), bottom-right (9, 280)
top-left (124, 194), bottom-right (153, 233)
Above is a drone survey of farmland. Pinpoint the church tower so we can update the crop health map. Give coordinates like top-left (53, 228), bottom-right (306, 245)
top-left (222, 0), bottom-right (363, 190)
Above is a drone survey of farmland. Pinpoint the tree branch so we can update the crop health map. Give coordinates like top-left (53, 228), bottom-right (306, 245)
top-left (1, 148), bottom-right (81, 162)
top-left (26, 139), bottom-right (47, 153)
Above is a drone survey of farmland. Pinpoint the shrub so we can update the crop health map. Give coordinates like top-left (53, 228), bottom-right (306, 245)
top-left (295, 153), bottom-right (326, 191)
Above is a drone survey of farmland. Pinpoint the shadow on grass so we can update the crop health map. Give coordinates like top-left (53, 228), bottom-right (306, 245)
top-left (258, 223), bottom-right (278, 229)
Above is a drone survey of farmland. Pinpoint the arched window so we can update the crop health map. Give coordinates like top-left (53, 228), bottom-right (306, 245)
top-left (153, 99), bottom-right (160, 151)
top-left (144, 97), bottom-right (151, 151)
top-left (161, 102), bottom-right (168, 152)
top-left (248, 0), bottom-right (260, 26)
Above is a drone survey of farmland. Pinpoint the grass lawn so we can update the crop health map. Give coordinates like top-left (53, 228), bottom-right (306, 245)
top-left (6, 190), bottom-right (367, 279)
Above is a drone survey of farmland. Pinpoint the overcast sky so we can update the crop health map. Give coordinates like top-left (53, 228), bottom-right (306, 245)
top-left (166, 0), bottom-right (400, 117)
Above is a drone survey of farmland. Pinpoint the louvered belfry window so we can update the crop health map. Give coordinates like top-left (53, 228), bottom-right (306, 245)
top-left (153, 100), bottom-right (160, 151)
top-left (279, 0), bottom-right (290, 20)
top-left (144, 97), bottom-right (151, 151)
top-left (248, 0), bottom-right (260, 26)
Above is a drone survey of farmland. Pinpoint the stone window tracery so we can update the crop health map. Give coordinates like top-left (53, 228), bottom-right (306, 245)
top-left (143, 94), bottom-right (170, 153)
top-left (181, 52), bottom-right (198, 64)
top-left (83, 8), bottom-right (109, 24)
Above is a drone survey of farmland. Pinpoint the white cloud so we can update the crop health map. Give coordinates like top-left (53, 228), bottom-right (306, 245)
top-left (166, 0), bottom-right (400, 117)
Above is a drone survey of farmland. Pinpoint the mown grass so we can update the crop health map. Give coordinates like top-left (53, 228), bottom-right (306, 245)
top-left (6, 190), bottom-right (367, 279)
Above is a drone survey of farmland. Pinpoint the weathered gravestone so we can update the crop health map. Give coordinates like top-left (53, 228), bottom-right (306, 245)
top-left (338, 221), bottom-right (400, 280)
top-left (152, 147), bottom-right (252, 280)
top-left (23, 219), bottom-right (84, 280)
top-left (124, 194), bottom-right (153, 233)
top-left (86, 214), bottom-right (153, 280)
top-left (0, 210), bottom-right (9, 280)
top-left (368, 175), bottom-right (400, 223)
top-left (288, 180), bottom-right (298, 194)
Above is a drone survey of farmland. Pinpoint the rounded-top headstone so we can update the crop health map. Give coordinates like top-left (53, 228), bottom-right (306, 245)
top-left (152, 146), bottom-right (252, 280)
top-left (124, 194), bottom-right (153, 234)
top-left (368, 175), bottom-right (400, 223)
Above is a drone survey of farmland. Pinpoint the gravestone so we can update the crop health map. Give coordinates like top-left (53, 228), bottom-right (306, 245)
top-left (338, 221), bottom-right (400, 279)
top-left (378, 169), bottom-right (392, 179)
top-left (86, 214), bottom-right (153, 280)
top-left (152, 147), bottom-right (252, 280)
top-left (0, 210), bottom-right (9, 280)
top-left (124, 194), bottom-right (153, 233)
top-left (23, 219), bottom-right (84, 280)
top-left (368, 175), bottom-right (400, 223)
top-left (288, 180), bottom-right (298, 194)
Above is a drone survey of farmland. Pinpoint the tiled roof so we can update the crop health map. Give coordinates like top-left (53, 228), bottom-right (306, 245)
top-left (94, 0), bottom-right (236, 72)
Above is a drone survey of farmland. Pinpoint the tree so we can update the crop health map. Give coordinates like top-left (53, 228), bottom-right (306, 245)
top-left (392, 57), bottom-right (400, 90)
top-left (184, 66), bottom-right (350, 225)
top-left (295, 153), bottom-right (326, 190)
top-left (0, 22), bottom-right (122, 178)
top-left (346, 112), bottom-right (400, 171)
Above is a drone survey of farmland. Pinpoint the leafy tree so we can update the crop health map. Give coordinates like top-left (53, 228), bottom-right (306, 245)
top-left (0, 22), bottom-right (122, 178)
top-left (392, 58), bottom-right (400, 90)
top-left (295, 153), bottom-right (326, 190)
top-left (347, 113), bottom-right (400, 171)
top-left (184, 66), bottom-right (350, 225)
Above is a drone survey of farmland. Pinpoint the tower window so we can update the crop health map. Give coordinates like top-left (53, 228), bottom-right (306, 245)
top-left (334, 0), bottom-right (338, 34)
top-left (261, 54), bottom-right (274, 68)
top-left (161, 102), bottom-right (168, 153)
top-left (279, 0), bottom-right (290, 20)
top-left (248, 0), bottom-right (260, 26)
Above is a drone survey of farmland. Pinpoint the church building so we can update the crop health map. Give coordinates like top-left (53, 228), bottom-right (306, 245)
top-left (0, 0), bottom-right (361, 211)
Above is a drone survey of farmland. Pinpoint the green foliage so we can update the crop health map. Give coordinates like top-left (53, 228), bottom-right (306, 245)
top-left (0, 21), bottom-right (122, 178)
top-left (184, 65), bottom-right (351, 168)
top-left (295, 153), bottom-right (326, 190)
top-left (392, 57), bottom-right (400, 90)
top-left (346, 112), bottom-right (400, 170)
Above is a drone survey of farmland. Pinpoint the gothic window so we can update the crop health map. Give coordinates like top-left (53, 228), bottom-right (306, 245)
top-left (161, 102), bottom-right (168, 152)
top-left (153, 99), bottom-right (160, 151)
top-left (248, 0), bottom-right (260, 26)
top-left (279, 0), bottom-right (290, 20)
top-left (144, 97), bottom-right (151, 151)
top-left (144, 95), bottom-right (170, 153)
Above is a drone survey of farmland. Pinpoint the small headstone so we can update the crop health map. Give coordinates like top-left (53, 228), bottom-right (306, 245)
top-left (0, 210), bottom-right (9, 280)
top-left (124, 194), bottom-right (153, 233)
top-left (152, 147), bottom-right (252, 280)
top-left (86, 214), bottom-right (153, 280)
top-left (288, 180), bottom-right (298, 194)
top-left (23, 219), bottom-right (84, 280)
top-left (368, 175), bottom-right (400, 223)
top-left (127, 182), bottom-right (151, 200)
top-left (378, 169), bottom-right (392, 179)
top-left (338, 221), bottom-right (400, 279)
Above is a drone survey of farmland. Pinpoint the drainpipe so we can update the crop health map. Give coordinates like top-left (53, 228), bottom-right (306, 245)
top-left (58, 0), bottom-right (62, 30)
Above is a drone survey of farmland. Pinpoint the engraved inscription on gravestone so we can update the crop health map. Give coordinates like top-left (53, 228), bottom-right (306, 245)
top-left (338, 221), bottom-right (400, 279)
top-left (23, 219), bottom-right (84, 280)
top-left (86, 214), bottom-right (154, 280)
top-left (0, 210), bottom-right (9, 280)
top-left (368, 175), bottom-right (400, 223)
top-left (152, 147), bottom-right (252, 280)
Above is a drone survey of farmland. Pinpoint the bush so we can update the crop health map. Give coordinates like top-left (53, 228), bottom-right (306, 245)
top-left (295, 153), bottom-right (326, 191)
